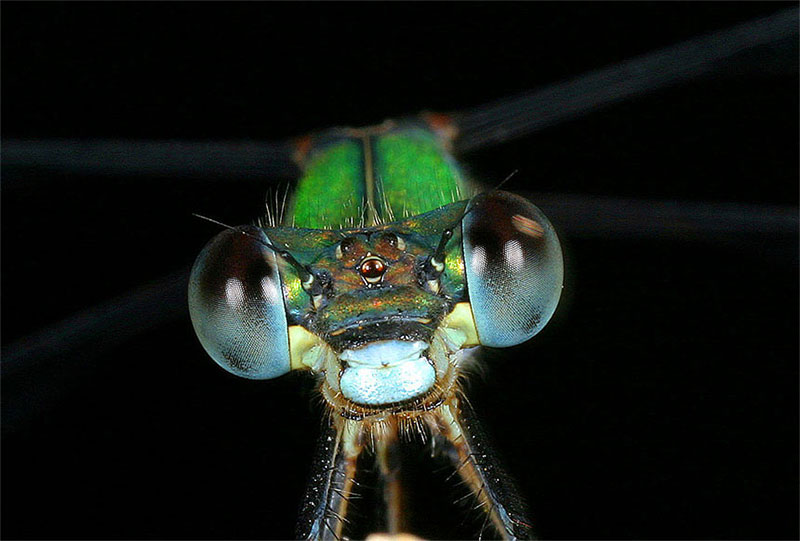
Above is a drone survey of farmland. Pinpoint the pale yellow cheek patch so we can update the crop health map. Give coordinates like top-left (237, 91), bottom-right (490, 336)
top-left (440, 302), bottom-right (480, 348)
top-left (288, 325), bottom-right (323, 370)
top-left (290, 302), bottom-right (479, 373)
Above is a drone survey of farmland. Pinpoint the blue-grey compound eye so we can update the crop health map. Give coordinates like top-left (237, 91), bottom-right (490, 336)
top-left (461, 191), bottom-right (564, 347)
top-left (188, 226), bottom-right (291, 379)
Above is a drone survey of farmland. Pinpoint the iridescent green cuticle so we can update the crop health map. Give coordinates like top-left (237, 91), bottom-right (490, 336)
top-left (375, 131), bottom-right (466, 219)
top-left (289, 141), bottom-right (364, 229)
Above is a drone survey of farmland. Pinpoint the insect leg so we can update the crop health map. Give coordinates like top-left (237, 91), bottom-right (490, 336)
top-left (375, 419), bottom-right (404, 535)
top-left (296, 419), bottom-right (364, 540)
top-left (429, 399), bottom-right (533, 540)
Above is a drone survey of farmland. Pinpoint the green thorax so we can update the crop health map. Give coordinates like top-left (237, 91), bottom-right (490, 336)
top-left (287, 120), bottom-right (471, 229)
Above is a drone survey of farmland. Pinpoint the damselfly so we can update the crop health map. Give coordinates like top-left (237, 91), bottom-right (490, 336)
top-left (188, 117), bottom-right (563, 539)
top-left (4, 7), bottom-right (795, 540)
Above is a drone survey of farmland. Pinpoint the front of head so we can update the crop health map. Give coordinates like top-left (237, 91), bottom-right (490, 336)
top-left (188, 191), bottom-right (563, 419)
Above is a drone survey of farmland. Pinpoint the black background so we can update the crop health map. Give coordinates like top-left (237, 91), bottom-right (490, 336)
top-left (2, 3), bottom-right (798, 540)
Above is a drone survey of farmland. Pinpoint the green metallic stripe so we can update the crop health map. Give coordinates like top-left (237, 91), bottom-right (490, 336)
top-left (288, 140), bottom-right (364, 229)
top-left (288, 125), bottom-right (469, 229)
top-left (374, 129), bottom-right (468, 220)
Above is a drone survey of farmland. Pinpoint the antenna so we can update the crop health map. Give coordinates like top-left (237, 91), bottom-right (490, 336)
top-left (192, 213), bottom-right (317, 291)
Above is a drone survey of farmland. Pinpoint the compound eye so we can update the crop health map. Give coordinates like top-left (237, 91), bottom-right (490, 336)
top-left (462, 191), bottom-right (563, 347)
top-left (188, 226), bottom-right (290, 379)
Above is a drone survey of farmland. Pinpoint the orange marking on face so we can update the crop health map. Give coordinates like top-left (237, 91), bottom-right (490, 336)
top-left (512, 214), bottom-right (544, 238)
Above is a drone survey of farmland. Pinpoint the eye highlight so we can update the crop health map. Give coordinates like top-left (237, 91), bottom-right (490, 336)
top-left (461, 191), bottom-right (563, 347)
top-left (335, 237), bottom-right (357, 260)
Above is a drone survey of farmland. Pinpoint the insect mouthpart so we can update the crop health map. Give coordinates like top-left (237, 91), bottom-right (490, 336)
top-left (337, 340), bottom-right (435, 406)
top-left (324, 317), bottom-right (436, 353)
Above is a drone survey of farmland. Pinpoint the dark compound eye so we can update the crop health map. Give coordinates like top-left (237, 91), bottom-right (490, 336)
top-left (461, 191), bottom-right (563, 347)
top-left (188, 226), bottom-right (291, 379)
top-left (359, 256), bottom-right (387, 284)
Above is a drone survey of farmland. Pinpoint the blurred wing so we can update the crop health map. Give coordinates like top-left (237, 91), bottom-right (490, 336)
top-left (3, 8), bottom-right (796, 176)
top-left (3, 9), bottom-right (798, 426)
